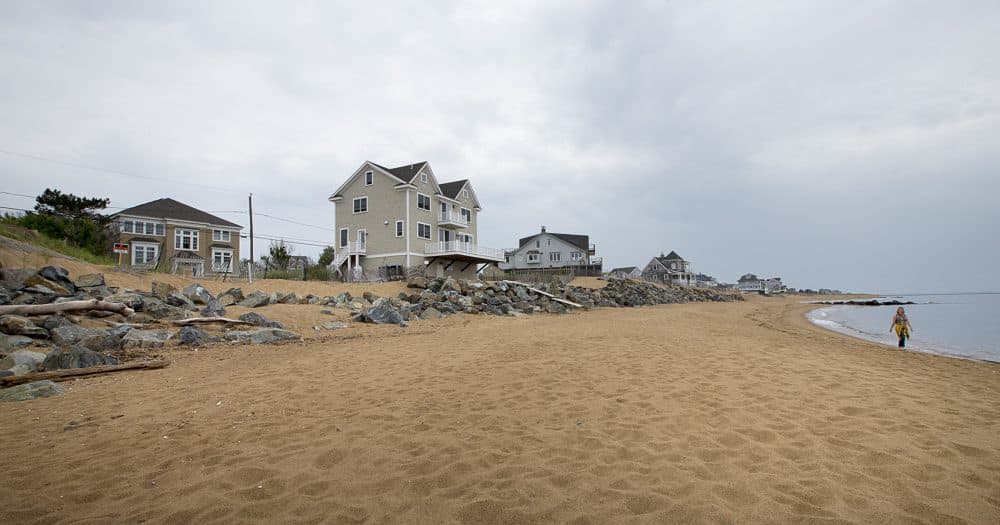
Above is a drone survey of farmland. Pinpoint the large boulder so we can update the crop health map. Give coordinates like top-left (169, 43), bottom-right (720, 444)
top-left (224, 328), bottom-right (300, 345)
top-left (121, 329), bottom-right (173, 349)
top-left (39, 266), bottom-right (74, 289)
top-left (0, 381), bottom-right (64, 402)
top-left (0, 267), bottom-right (39, 291)
top-left (178, 325), bottom-right (209, 346)
top-left (23, 275), bottom-right (72, 296)
top-left (278, 293), bottom-right (300, 305)
top-left (420, 307), bottom-right (443, 320)
top-left (0, 349), bottom-right (47, 372)
top-left (238, 291), bottom-right (270, 308)
top-left (73, 273), bottom-right (106, 288)
top-left (165, 291), bottom-right (197, 310)
top-left (440, 277), bottom-right (461, 293)
top-left (138, 297), bottom-right (191, 320)
top-left (238, 312), bottom-right (284, 329)
top-left (216, 288), bottom-right (244, 306)
top-left (0, 315), bottom-right (49, 338)
top-left (357, 303), bottom-right (406, 326)
top-left (41, 346), bottom-right (118, 370)
top-left (0, 334), bottom-right (34, 352)
top-left (407, 276), bottom-right (428, 289)
top-left (50, 324), bottom-right (97, 347)
top-left (182, 284), bottom-right (213, 305)
top-left (151, 281), bottom-right (177, 300)
top-left (42, 315), bottom-right (73, 331)
top-left (201, 299), bottom-right (226, 317)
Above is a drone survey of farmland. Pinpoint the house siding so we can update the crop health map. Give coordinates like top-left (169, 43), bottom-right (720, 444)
top-left (332, 162), bottom-right (490, 280)
top-left (502, 233), bottom-right (589, 270)
top-left (116, 218), bottom-right (240, 274)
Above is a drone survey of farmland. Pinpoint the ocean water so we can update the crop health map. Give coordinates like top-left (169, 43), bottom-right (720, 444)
top-left (807, 293), bottom-right (1000, 363)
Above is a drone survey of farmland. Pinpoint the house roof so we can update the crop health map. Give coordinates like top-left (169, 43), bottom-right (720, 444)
top-left (519, 232), bottom-right (590, 251)
top-left (371, 161), bottom-right (428, 184)
top-left (438, 180), bottom-right (468, 199)
top-left (113, 198), bottom-right (241, 229)
top-left (661, 250), bottom-right (684, 261)
top-left (611, 266), bottom-right (638, 273)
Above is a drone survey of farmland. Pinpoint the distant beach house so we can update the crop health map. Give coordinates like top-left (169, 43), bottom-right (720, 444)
top-left (328, 161), bottom-right (503, 281)
top-left (737, 274), bottom-right (784, 294)
top-left (694, 273), bottom-right (718, 287)
top-left (642, 251), bottom-right (694, 286)
top-left (111, 198), bottom-right (242, 276)
top-left (608, 266), bottom-right (642, 279)
top-left (498, 226), bottom-right (601, 275)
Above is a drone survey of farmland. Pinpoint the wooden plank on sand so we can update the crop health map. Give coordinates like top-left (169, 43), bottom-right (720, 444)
top-left (0, 360), bottom-right (169, 388)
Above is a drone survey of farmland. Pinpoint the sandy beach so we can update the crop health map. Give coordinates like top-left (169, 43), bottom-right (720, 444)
top-left (1, 255), bottom-right (999, 523)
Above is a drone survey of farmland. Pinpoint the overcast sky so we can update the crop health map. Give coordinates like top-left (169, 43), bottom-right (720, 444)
top-left (2, 1), bottom-right (997, 293)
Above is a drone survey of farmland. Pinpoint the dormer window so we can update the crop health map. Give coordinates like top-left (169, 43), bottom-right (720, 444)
top-left (364, 171), bottom-right (373, 186)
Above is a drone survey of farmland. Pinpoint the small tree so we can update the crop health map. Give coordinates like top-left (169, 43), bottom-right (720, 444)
top-left (266, 240), bottom-right (293, 270)
top-left (10, 188), bottom-right (112, 257)
top-left (34, 188), bottom-right (111, 223)
top-left (317, 246), bottom-right (335, 266)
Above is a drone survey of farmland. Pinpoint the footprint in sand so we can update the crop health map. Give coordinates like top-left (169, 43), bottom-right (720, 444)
top-left (314, 449), bottom-right (346, 469)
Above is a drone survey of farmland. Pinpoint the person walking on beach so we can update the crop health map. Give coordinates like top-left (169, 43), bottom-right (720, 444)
top-left (890, 307), bottom-right (912, 348)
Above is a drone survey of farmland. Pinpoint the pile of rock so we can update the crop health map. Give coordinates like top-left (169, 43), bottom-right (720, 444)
top-left (1, 266), bottom-right (303, 398)
top-left (339, 276), bottom-right (742, 325)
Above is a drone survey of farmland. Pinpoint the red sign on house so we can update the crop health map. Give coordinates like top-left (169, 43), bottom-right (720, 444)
top-left (113, 243), bottom-right (129, 254)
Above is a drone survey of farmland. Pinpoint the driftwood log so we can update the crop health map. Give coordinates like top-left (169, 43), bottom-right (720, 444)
top-left (0, 360), bottom-right (169, 388)
top-left (171, 317), bottom-right (252, 326)
top-left (0, 299), bottom-right (134, 317)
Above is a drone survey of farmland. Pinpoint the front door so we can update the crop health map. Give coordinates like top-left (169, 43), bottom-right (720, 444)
top-left (357, 229), bottom-right (366, 251)
top-left (438, 229), bottom-right (452, 243)
top-left (440, 202), bottom-right (448, 221)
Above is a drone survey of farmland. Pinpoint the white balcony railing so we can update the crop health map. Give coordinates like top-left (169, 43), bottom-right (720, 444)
top-left (341, 239), bottom-right (367, 255)
top-left (438, 210), bottom-right (470, 227)
top-left (424, 241), bottom-right (504, 261)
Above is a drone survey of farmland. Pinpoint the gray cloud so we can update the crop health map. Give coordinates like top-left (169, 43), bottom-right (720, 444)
top-left (1, 1), bottom-right (997, 292)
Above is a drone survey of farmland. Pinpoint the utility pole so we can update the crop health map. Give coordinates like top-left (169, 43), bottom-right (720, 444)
top-left (248, 193), bottom-right (254, 284)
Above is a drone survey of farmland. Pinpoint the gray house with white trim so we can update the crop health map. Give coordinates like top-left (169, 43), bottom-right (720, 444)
top-left (499, 227), bottom-right (599, 272)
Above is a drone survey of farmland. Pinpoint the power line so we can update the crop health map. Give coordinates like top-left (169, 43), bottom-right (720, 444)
top-left (0, 191), bottom-right (36, 199)
top-left (0, 147), bottom-right (328, 208)
top-left (0, 148), bottom-right (241, 196)
top-left (255, 213), bottom-right (335, 232)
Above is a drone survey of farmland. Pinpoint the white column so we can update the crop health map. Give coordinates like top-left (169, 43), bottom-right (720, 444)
top-left (405, 189), bottom-right (411, 267)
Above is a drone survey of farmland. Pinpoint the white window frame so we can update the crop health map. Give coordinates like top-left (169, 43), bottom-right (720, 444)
top-left (357, 229), bottom-right (366, 249)
top-left (211, 248), bottom-right (234, 273)
top-left (121, 219), bottom-right (164, 236)
top-left (131, 242), bottom-right (159, 265)
top-left (339, 228), bottom-right (348, 247)
top-left (174, 229), bottom-right (199, 251)
top-left (462, 189), bottom-right (469, 199)
top-left (420, 172), bottom-right (428, 183)
top-left (458, 233), bottom-right (473, 243)
top-left (417, 222), bottom-right (431, 240)
top-left (460, 207), bottom-right (471, 223)
top-left (550, 252), bottom-right (561, 262)
top-left (527, 252), bottom-right (540, 264)
top-left (353, 196), bottom-right (368, 214)
top-left (417, 193), bottom-right (431, 211)
top-left (212, 229), bottom-right (231, 242)
top-left (395, 220), bottom-right (404, 237)
top-left (364, 170), bottom-right (374, 186)
top-left (571, 251), bottom-right (583, 261)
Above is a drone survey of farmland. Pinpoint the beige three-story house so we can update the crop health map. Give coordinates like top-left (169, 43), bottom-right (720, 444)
top-left (328, 161), bottom-right (503, 280)
top-left (111, 198), bottom-right (242, 276)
